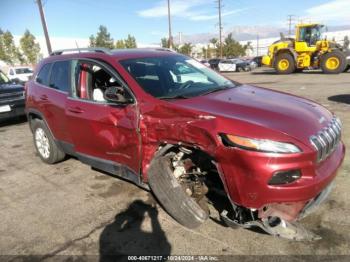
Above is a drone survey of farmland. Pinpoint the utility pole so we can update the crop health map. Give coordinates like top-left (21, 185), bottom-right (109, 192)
top-left (167, 0), bottom-right (173, 48)
top-left (36, 0), bottom-right (52, 54)
top-left (217, 0), bottom-right (223, 58)
top-left (287, 15), bottom-right (295, 36)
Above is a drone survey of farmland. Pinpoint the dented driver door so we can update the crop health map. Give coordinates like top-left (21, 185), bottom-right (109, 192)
top-left (65, 59), bottom-right (140, 175)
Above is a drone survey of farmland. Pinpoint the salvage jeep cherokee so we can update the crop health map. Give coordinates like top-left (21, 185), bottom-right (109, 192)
top-left (25, 48), bottom-right (345, 240)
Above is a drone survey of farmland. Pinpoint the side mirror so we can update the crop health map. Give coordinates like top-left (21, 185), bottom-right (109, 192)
top-left (104, 86), bottom-right (132, 104)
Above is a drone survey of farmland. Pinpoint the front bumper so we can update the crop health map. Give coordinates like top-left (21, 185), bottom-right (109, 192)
top-left (218, 141), bottom-right (345, 210)
top-left (0, 100), bottom-right (26, 120)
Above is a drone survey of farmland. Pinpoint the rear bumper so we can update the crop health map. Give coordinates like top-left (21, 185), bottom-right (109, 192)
top-left (218, 141), bottom-right (345, 209)
top-left (0, 100), bottom-right (26, 120)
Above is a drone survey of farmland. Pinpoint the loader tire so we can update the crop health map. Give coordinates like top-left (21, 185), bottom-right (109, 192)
top-left (147, 155), bottom-right (209, 229)
top-left (275, 53), bottom-right (295, 74)
top-left (321, 51), bottom-right (346, 74)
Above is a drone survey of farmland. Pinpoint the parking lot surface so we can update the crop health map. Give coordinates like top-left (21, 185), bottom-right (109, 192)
top-left (0, 68), bottom-right (349, 258)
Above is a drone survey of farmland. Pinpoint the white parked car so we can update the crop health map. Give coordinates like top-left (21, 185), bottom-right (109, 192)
top-left (218, 59), bottom-right (237, 72)
top-left (7, 66), bottom-right (33, 83)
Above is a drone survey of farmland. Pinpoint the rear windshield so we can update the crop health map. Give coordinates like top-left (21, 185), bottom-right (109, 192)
top-left (120, 55), bottom-right (235, 99)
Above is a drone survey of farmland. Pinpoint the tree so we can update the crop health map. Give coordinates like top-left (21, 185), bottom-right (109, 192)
top-left (161, 37), bottom-right (168, 48)
top-left (0, 30), bottom-right (21, 65)
top-left (179, 43), bottom-right (192, 55)
top-left (0, 29), bottom-right (7, 62)
top-left (124, 34), bottom-right (137, 48)
top-left (209, 38), bottom-right (219, 57)
top-left (89, 25), bottom-right (114, 49)
top-left (20, 29), bottom-right (41, 65)
top-left (89, 35), bottom-right (96, 47)
top-left (222, 33), bottom-right (246, 58)
top-left (243, 41), bottom-right (253, 56)
top-left (115, 39), bottom-right (125, 49)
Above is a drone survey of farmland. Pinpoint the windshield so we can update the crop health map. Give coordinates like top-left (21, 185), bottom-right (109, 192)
top-left (232, 59), bottom-right (244, 63)
top-left (299, 25), bottom-right (323, 45)
top-left (120, 55), bottom-right (236, 99)
top-left (15, 68), bottom-right (33, 74)
top-left (0, 71), bottom-right (10, 84)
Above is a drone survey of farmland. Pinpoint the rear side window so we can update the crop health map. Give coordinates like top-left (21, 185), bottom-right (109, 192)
top-left (49, 61), bottom-right (70, 92)
top-left (36, 63), bottom-right (52, 86)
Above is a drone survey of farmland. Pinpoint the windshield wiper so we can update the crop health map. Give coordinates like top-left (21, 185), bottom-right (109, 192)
top-left (199, 85), bottom-right (233, 96)
top-left (158, 94), bottom-right (189, 100)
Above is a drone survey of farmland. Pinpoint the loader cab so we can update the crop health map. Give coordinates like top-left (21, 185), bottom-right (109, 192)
top-left (295, 24), bottom-right (324, 51)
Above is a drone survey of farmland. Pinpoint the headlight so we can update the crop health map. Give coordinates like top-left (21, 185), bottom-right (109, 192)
top-left (221, 134), bottom-right (301, 154)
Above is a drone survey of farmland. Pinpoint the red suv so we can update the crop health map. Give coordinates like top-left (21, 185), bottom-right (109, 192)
top-left (26, 48), bottom-right (345, 240)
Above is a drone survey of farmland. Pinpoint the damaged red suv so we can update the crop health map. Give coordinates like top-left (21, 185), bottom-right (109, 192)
top-left (26, 48), bottom-right (345, 240)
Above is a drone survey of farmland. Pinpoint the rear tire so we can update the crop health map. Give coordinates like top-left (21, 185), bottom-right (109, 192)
top-left (147, 154), bottom-right (209, 229)
top-left (321, 51), bottom-right (346, 74)
top-left (275, 53), bottom-right (295, 74)
top-left (31, 119), bottom-right (66, 164)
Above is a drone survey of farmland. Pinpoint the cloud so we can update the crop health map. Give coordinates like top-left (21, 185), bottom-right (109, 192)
top-left (191, 9), bottom-right (247, 21)
top-left (137, 0), bottom-right (204, 18)
top-left (137, 0), bottom-right (245, 22)
top-left (304, 0), bottom-right (350, 24)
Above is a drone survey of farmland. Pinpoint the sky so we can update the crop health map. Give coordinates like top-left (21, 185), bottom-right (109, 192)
top-left (1, 0), bottom-right (349, 46)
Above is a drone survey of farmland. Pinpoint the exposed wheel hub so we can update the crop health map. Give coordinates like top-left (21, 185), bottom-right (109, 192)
top-left (171, 149), bottom-right (209, 211)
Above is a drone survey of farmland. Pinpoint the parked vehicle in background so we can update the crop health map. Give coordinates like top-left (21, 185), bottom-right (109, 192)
top-left (231, 59), bottom-right (252, 72)
top-left (218, 59), bottom-right (237, 72)
top-left (0, 70), bottom-right (25, 120)
top-left (26, 48), bottom-right (345, 241)
top-left (7, 66), bottom-right (33, 83)
top-left (252, 56), bottom-right (263, 67)
top-left (244, 58), bottom-right (258, 69)
top-left (208, 58), bottom-right (221, 71)
top-left (200, 59), bottom-right (210, 67)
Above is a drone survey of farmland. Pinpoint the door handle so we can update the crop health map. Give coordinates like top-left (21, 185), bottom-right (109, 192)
top-left (68, 106), bottom-right (84, 114)
top-left (39, 95), bottom-right (48, 101)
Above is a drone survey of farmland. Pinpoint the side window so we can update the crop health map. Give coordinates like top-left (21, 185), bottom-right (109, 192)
top-left (36, 63), bottom-right (52, 86)
top-left (72, 61), bottom-right (130, 103)
top-left (49, 61), bottom-right (70, 92)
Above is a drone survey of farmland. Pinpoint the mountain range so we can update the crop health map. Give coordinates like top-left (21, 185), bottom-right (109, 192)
top-left (172, 24), bottom-right (350, 44)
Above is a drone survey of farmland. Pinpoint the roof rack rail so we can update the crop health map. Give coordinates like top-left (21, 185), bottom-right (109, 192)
top-left (50, 48), bottom-right (112, 56)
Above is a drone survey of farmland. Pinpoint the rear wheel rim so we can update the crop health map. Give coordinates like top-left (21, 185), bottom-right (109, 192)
top-left (278, 59), bottom-right (289, 71)
top-left (35, 128), bottom-right (50, 159)
top-left (325, 57), bottom-right (340, 70)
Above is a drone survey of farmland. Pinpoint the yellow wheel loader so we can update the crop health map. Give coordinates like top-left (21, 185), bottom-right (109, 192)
top-left (262, 23), bottom-right (350, 74)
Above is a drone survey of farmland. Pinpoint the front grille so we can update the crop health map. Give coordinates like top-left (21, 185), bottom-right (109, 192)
top-left (310, 117), bottom-right (342, 163)
top-left (0, 91), bottom-right (24, 103)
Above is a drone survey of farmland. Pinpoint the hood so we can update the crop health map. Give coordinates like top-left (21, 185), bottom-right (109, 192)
top-left (16, 74), bottom-right (32, 80)
top-left (0, 83), bottom-right (24, 94)
top-left (173, 85), bottom-right (333, 145)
